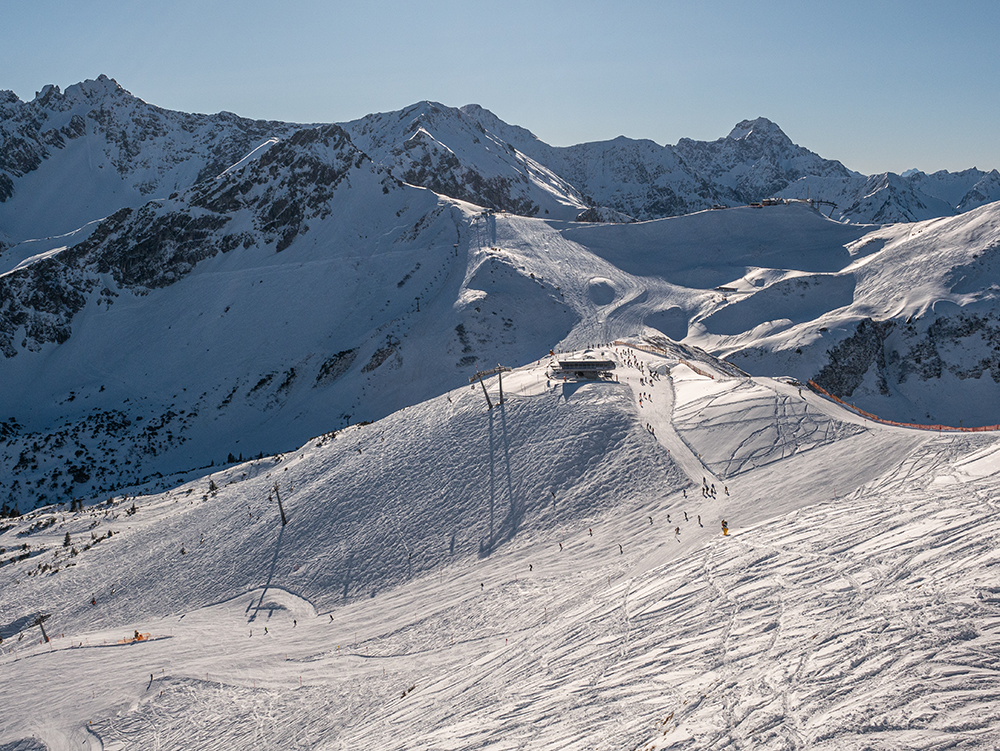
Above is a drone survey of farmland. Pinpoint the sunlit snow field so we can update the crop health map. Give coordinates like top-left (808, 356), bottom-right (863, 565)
top-left (2, 345), bottom-right (999, 750)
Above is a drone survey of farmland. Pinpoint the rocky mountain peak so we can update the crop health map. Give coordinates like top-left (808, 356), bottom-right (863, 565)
top-left (34, 83), bottom-right (61, 104)
top-left (726, 116), bottom-right (790, 144)
top-left (0, 90), bottom-right (20, 118)
top-left (400, 100), bottom-right (451, 126)
top-left (33, 74), bottom-right (130, 112)
top-left (70, 73), bottom-right (128, 100)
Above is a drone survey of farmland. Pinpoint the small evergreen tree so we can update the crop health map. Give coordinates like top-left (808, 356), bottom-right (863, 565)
top-left (63, 532), bottom-right (71, 547)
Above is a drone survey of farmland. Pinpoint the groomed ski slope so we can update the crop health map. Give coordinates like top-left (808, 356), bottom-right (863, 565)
top-left (2, 346), bottom-right (1000, 750)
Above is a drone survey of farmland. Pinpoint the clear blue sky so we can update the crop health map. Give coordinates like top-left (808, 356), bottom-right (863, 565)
top-left (4, 0), bottom-right (999, 175)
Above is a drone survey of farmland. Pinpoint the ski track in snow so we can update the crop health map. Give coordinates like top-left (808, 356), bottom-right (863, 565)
top-left (2, 351), bottom-right (1000, 750)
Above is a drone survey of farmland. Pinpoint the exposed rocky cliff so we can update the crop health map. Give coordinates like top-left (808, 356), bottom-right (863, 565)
top-left (675, 117), bottom-right (854, 204)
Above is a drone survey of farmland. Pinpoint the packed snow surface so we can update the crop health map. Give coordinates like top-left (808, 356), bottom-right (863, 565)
top-left (2, 346), bottom-right (999, 750)
top-left (4, 79), bottom-right (1000, 749)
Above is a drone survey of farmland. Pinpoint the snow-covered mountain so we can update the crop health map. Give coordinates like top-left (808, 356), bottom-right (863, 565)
top-left (674, 116), bottom-right (855, 203)
top-left (713, 202), bottom-right (1000, 423)
top-left (4, 75), bottom-right (1000, 519)
top-left (906, 166), bottom-right (1000, 212)
top-left (5, 76), bottom-right (1000, 749)
top-left (341, 101), bottom-right (589, 220)
top-left (455, 105), bottom-right (725, 220)
top-left (0, 121), bottom-right (487, 513)
top-left (6, 192), bottom-right (1000, 516)
top-left (828, 172), bottom-right (959, 224)
top-left (361, 105), bottom-right (998, 226)
top-left (0, 75), bottom-right (301, 245)
top-left (3, 76), bottom-right (997, 245)
top-left (3, 344), bottom-right (1000, 749)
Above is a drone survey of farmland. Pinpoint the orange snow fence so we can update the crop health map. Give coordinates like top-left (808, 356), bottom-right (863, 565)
top-left (807, 380), bottom-right (1000, 432)
top-left (118, 633), bottom-right (151, 644)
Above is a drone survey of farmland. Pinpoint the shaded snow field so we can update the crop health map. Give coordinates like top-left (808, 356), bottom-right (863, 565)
top-left (2, 347), bottom-right (1000, 750)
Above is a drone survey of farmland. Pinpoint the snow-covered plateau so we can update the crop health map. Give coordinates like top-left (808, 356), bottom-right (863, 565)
top-left (2, 76), bottom-right (1000, 748)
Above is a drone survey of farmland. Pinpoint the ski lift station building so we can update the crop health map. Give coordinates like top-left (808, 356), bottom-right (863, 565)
top-left (550, 351), bottom-right (616, 379)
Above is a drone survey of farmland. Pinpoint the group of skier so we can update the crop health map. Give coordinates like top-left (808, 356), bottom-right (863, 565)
top-left (620, 346), bottom-right (733, 540)
top-left (701, 478), bottom-right (729, 498)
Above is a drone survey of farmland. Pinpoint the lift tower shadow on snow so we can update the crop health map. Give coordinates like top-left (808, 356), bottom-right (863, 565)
top-left (471, 208), bottom-right (498, 249)
top-left (249, 523), bottom-right (286, 623)
top-left (249, 482), bottom-right (290, 622)
top-left (470, 364), bottom-right (520, 556)
top-left (479, 399), bottom-right (521, 557)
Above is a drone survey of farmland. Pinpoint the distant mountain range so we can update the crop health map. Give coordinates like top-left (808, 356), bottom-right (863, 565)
top-left (3, 76), bottom-right (999, 250)
top-left (3, 76), bottom-right (1000, 514)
